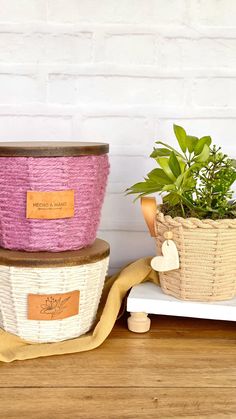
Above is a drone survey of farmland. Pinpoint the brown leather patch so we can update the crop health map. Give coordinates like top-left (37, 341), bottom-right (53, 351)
top-left (28, 290), bottom-right (80, 320)
top-left (26, 190), bottom-right (74, 219)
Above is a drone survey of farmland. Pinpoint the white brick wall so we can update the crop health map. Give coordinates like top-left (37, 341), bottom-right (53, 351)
top-left (0, 1), bottom-right (47, 22)
top-left (48, 75), bottom-right (185, 105)
top-left (0, 0), bottom-right (235, 272)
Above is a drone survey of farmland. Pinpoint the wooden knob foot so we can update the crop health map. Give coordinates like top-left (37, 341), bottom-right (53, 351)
top-left (127, 312), bottom-right (151, 333)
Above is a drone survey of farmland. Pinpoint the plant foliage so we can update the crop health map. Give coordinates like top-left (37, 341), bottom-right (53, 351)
top-left (126, 124), bottom-right (236, 219)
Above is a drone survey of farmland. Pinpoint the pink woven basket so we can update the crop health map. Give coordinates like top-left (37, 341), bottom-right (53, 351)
top-left (0, 142), bottom-right (109, 252)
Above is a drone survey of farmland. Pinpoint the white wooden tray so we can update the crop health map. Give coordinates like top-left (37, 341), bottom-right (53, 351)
top-left (127, 282), bottom-right (236, 333)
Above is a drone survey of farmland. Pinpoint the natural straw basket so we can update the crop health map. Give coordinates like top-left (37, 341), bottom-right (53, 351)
top-left (0, 141), bottom-right (109, 252)
top-left (0, 239), bottom-right (109, 343)
top-left (141, 197), bottom-right (236, 301)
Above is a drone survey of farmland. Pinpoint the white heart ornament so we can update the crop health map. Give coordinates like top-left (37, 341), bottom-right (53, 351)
top-left (151, 240), bottom-right (179, 272)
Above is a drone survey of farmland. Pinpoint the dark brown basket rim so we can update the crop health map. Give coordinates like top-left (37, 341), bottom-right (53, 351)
top-left (0, 239), bottom-right (110, 267)
top-left (0, 141), bottom-right (109, 157)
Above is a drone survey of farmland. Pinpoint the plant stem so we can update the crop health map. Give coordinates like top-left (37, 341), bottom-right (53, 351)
top-left (180, 202), bottom-right (185, 217)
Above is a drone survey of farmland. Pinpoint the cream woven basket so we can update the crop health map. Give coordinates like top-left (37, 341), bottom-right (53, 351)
top-left (0, 239), bottom-right (109, 343)
top-left (142, 197), bottom-right (236, 302)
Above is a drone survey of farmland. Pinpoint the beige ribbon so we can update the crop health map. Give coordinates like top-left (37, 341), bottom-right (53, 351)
top-left (140, 197), bottom-right (157, 237)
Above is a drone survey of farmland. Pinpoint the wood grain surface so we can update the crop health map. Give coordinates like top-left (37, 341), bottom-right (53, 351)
top-left (0, 314), bottom-right (236, 418)
top-left (0, 238), bottom-right (110, 267)
top-left (0, 141), bottom-right (109, 156)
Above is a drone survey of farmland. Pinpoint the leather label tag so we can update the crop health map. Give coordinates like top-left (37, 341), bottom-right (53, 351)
top-left (28, 290), bottom-right (80, 321)
top-left (26, 190), bottom-right (74, 219)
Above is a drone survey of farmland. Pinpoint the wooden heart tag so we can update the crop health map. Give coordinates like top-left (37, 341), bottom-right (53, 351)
top-left (151, 240), bottom-right (179, 272)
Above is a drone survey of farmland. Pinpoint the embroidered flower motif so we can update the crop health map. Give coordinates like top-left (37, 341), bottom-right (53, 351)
top-left (40, 296), bottom-right (71, 319)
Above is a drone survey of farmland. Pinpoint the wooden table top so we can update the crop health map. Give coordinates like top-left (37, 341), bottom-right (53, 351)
top-left (0, 314), bottom-right (236, 418)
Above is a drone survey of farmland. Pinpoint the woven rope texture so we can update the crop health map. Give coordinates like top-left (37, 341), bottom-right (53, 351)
top-left (0, 155), bottom-right (109, 251)
top-left (156, 212), bottom-right (236, 301)
top-left (0, 257), bottom-right (109, 343)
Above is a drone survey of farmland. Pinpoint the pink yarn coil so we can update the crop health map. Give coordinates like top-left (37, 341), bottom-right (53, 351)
top-left (0, 154), bottom-right (109, 252)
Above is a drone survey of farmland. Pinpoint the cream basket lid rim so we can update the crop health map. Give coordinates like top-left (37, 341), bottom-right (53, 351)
top-left (0, 239), bottom-right (110, 268)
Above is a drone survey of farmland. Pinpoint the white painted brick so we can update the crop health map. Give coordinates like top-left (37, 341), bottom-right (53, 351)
top-left (48, 0), bottom-right (153, 24)
top-left (100, 194), bottom-right (144, 232)
top-left (105, 192), bottom-right (162, 226)
top-left (47, 75), bottom-right (77, 104)
top-left (159, 38), bottom-right (236, 69)
top-left (107, 155), bottom-right (154, 194)
top-left (98, 229), bottom-right (155, 269)
top-left (45, 33), bottom-right (93, 64)
top-left (193, 78), bottom-right (236, 108)
top-left (48, 75), bottom-right (185, 106)
top-left (0, 115), bottom-right (72, 140)
top-left (100, 193), bottom-right (152, 234)
top-left (48, 0), bottom-right (188, 24)
top-left (79, 116), bottom-right (153, 155)
top-left (191, 0), bottom-right (236, 27)
top-left (0, 74), bottom-right (44, 104)
top-left (0, 33), bottom-right (92, 63)
top-left (151, 0), bottom-right (189, 25)
top-left (0, 0), bottom-right (46, 22)
top-left (105, 34), bottom-right (155, 65)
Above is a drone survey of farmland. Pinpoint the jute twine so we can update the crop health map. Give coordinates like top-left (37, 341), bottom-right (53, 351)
top-left (156, 211), bottom-right (236, 301)
top-left (0, 155), bottom-right (109, 252)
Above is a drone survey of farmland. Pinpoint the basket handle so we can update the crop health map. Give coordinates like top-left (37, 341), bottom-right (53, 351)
top-left (141, 197), bottom-right (157, 237)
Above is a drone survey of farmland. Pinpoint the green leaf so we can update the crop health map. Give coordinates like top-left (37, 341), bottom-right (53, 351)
top-left (183, 178), bottom-right (196, 190)
top-left (163, 192), bottom-right (180, 206)
top-left (188, 161), bottom-right (204, 172)
top-left (175, 173), bottom-right (185, 188)
top-left (126, 181), bottom-right (163, 194)
top-left (162, 184), bottom-right (176, 192)
top-left (200, 136), bottom-right (212, 146)
top-left (157, 157), bottom-right (176, 181)
top-left (131, 190), bottom-right (160, 202)
top-left (186, 135), bottom-right (198, 153)
top-left (194, 144), bottom-right (210, 162)
top-left (178, 158), bottom-right (186, 173)
top-left (173, 124), bottom-right (187, 153)
top-left (194, 136), bottom-right (212, 155)
top-left (180, 195), bottom-right (204, 211)
top-left (231, 159), bottom-right (236, 169)
top-left (155, 141), bottom-right (185, 159)
top-left (150, 148), bottom-right (171, 158)
top-left (147, 168), bottom-right (172, 184)
top-left (169, 151), bottom-right (181, 178)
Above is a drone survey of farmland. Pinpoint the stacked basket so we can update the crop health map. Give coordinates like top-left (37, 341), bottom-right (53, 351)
top-left (0, 141), bottom-right (110, 343)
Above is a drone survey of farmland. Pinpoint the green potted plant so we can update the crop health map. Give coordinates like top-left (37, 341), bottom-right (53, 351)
top-left (127, 125), bottom-right (236, 301)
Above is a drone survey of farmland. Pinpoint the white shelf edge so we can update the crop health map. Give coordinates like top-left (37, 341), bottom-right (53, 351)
top-left (127, 282), bottom-right (236, 322)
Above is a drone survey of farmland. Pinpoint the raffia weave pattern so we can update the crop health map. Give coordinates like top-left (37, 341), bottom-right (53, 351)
top-left (156, 212), bottom-right (236, 301)
top-left (0, 257), bottom-right (109, 343)
top-left (0, 155), bottom-right (109, 252)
